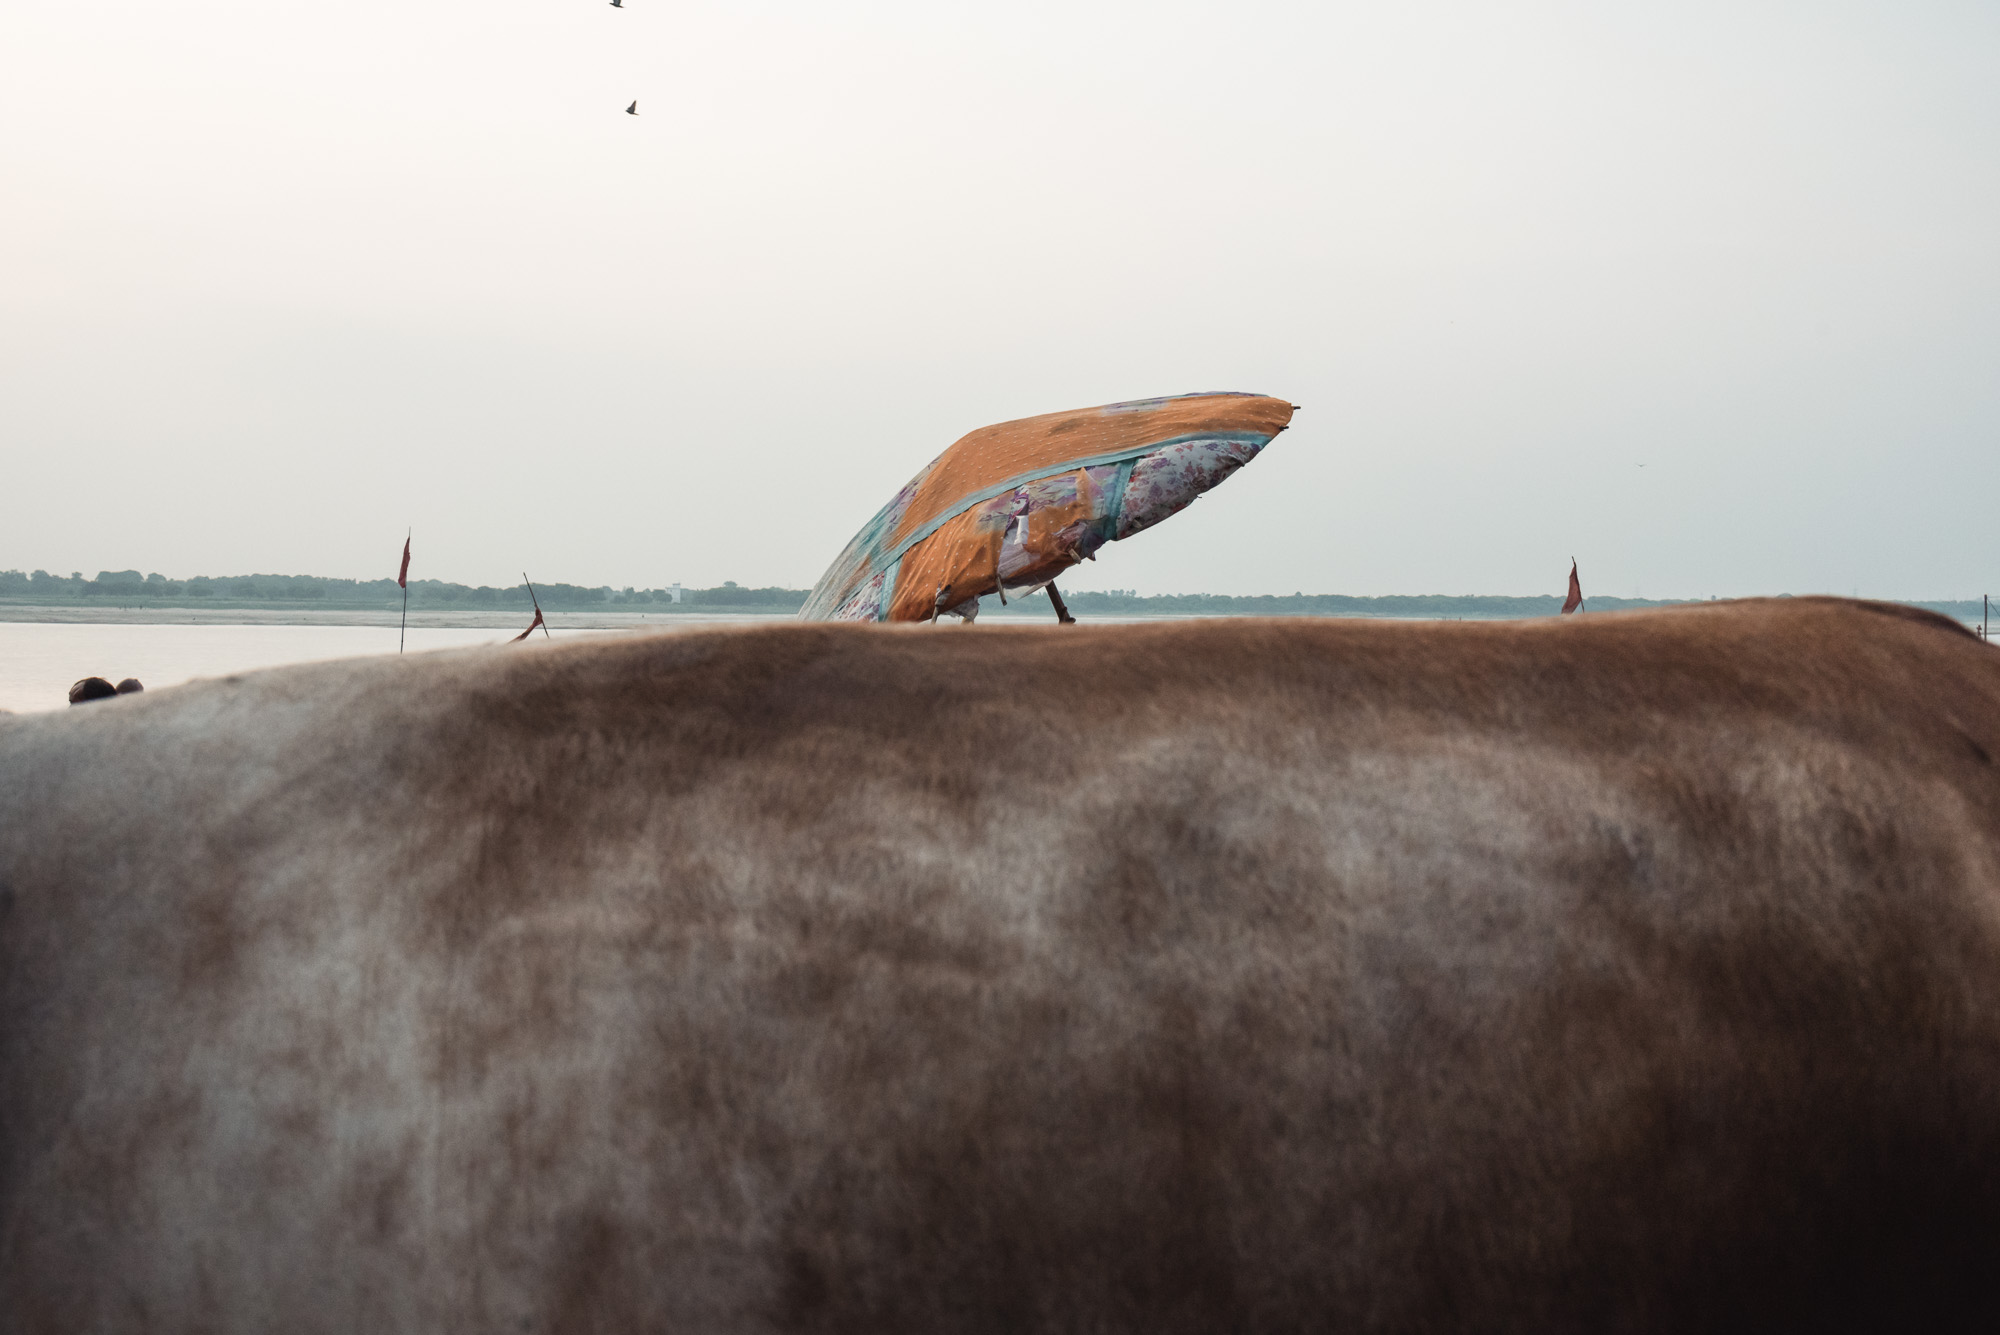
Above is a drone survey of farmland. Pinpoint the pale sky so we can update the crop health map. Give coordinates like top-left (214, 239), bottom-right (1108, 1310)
top-left (5, 1), bottom-right (1996, 598)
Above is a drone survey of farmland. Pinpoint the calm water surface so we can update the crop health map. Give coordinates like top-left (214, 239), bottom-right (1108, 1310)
top-left (0, 621), bottom-right (764, 714)
top-left (1, 611), bottom-right (1367, 714)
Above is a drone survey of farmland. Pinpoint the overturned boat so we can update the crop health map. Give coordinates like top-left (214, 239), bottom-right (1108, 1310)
top-left (799, 392), bottom-right (1295, 622)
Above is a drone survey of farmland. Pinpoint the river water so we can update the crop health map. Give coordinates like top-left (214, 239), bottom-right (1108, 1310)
top-left (0, 619), bottom-right (786, 714)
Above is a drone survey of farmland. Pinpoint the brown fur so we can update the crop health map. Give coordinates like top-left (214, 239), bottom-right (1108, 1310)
top-left (3, 597), bottom-right (1999, 1333)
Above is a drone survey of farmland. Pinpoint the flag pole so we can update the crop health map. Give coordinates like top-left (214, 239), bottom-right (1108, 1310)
top-left (399, 528), bottom-right (411, 654)
top-left (524, 573), bottom-right (552, 639)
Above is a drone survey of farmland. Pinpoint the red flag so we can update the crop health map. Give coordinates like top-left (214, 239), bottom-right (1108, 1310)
top-left (1561, 560), bottom-right (1584, 615)
top-left (397, 535), bottom-right (412, 589)
top-left (511, 608), bottom-right (545, 642)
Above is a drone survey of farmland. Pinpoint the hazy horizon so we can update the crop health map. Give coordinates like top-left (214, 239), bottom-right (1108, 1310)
top-left (6, 2), bottom-right (1997, 600)
top-left (4, 566), bottom-right (1994, 608)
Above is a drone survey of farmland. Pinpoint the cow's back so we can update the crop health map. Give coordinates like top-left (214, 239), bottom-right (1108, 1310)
top-left (4, 598), bottom-right (2000, 1333)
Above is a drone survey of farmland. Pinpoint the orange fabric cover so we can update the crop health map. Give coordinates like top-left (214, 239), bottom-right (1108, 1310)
top-left (890, 395), bottom-right (1294, 549)
top-left (889, 468), bottom-right (1107, 622)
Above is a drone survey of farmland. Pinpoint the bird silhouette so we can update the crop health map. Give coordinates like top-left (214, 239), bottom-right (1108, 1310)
top-left (625, 100), bottom-right (638, 115)
top-left (610, 0), bottom-right (623, 7)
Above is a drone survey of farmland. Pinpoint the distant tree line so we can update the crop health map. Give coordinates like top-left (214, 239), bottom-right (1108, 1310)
top-left (1051, 591), bottom-right (1682, 617)
top-left (1, 570), bottom-right (1986, 623)
top-left (0, 569), bottom-right (810, 611)
top-left (1003, 590), bottom-right (1994, 621)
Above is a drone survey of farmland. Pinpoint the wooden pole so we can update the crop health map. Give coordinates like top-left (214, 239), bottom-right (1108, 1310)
top-left (524, 573), bottom-right (552, 639)
top-left (1046, 582), bottom-right (1076, 625)
top-left (399, 527), bottom-right (410, 654)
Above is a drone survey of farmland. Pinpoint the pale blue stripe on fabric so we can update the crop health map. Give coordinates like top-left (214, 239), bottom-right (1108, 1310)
top-left (1102, 458), bottom-right (1138, 537)
top-left (875, 557), bottom-right (901, 620)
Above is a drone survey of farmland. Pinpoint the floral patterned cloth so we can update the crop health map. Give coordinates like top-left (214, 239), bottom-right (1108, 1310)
top-left (1114, 437), bottom-right (1266, 541)
top-left (831, 567), bottom-right (892, 622)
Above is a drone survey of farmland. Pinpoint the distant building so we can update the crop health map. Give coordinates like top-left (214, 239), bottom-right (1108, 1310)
top-left (669, 583), bottom-right (683, 604)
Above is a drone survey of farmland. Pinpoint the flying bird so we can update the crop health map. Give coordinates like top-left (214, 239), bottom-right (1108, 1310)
top-left (610, 0), bottom-right (623, 7)
top-left (625, 100), bottom-right (638, 115)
